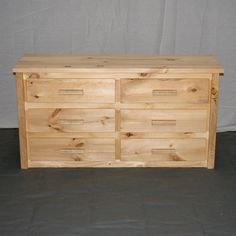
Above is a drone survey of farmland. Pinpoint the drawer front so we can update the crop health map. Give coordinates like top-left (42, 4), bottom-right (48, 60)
top-left (26, 79), bottom-right (115, 103)
top-left (27, 108), bottom-right (115, 132)
top-left (121, 79), bottom-right (209, 103)
top-left (121, 139), bottom-right (206, 161)
top-left (29, 138), bottom-right (115, 161)
top-left (121, 109), bottom-right (207, 132)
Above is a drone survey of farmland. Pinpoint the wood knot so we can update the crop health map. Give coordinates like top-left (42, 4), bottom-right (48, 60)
top-left (140, 73), bottom-right (148, 77)
top-left (74, 157), bottom-right (81, 162)
top-left (29, 73), bottom-right (40, 79)
top-left (211, 87), bottom-right (218, 96)
top-left (34, 95), bottom-right (39, 99)
top-left (191, 88), bottom-right (197, 93)
top-left (51, 109), bottom-right (61, 118)
top-left (75, 142), bottom-right (84, 147)
top-left (184, 132), bottom-right (192, 135)
top-left (171, 154), bottom-right (185, 161)
top-left (126, 132), bottom-right (133, 137)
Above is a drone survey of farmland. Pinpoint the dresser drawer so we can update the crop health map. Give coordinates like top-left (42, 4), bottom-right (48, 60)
top-left (121, 139), bottom-right (206, 161)
top-left (121, 79), bottom-right (209, 103)
top-left (27, 108), bottom-right (115, 132)
top-left (29, 138), bottom-right (115, 161)
top-left (121, 109), bottom-right (207, 132)
top-left (26, 79), bottom-right (115, 103)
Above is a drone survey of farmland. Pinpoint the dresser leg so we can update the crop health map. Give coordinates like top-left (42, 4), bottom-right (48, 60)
top-left (16, 73), bottom-right (28, 169)
top-left (207, 74), bottom-right (219, 169)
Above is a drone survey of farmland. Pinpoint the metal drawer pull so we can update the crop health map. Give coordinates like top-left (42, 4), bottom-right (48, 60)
top-left (151, 119), bottom-right (176, 126)
top-left (58, 89), bottom-right (84, 95)
top-left (152, 89), bottom-right (177, 96)
top-left (60, 148), bottom-right (85, 154)
top-left (57, 119), bottom-right (84, 125)
top-left (151, 148), bottom-right (176, 154)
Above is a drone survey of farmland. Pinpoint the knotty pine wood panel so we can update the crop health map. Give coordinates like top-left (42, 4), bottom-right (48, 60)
top-left (26, 79), bottom-right (115, 103)
top-left (120, 109), bottom-right (207, 132)
top-left (121, 139), bottom-right (206, 162)
top-left (27, 108), bottom-right (115, 133)
top-left (121, 79), bottom-right (209, 103)
top-left (29, 137), bottom-right (115, 162)
top-left (13, 55), bottom-right (224, 74)
top-left (13, 54), bottom-right (223, 169)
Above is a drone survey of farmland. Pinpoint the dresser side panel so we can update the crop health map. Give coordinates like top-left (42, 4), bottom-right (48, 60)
top-left (207, 74), bottom-right (219, 169)
top-left (16, 73), bottom-right (28, 169)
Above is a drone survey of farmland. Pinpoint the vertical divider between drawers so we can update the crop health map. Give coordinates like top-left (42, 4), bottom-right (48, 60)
top-left (115, 79), bottom-right (121, 160)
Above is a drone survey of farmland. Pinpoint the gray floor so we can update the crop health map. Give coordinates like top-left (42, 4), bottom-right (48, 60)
top-left (0, 129), bottom-right (236, 236)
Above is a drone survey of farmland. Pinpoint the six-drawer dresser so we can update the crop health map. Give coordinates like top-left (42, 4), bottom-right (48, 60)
top-left (13, 55), bottom-right (224, 169)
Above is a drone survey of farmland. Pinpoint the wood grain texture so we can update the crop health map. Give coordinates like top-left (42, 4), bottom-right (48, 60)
top-left (115, 80), bottom-right (121, 160)
top-left (13, 54), bottom-right (224, 74)
top-left (15, 73), bottom-right (28, 169)
top-left (25, 102), bottom-right (208, 110)
top-left (121, 79), bottom-right (209, 104)
top-left (28, 160), bottom-right (207, 168)
top-left (27, 108), bottom-right (115, 132)
top-left (23, 72), bottom-right (212, 79)
top-left (207, 74), bottom-right (219, 169)
top-left (29, 137), bottom-right (115, 161)
top-left (121, 139), bottom-right (207, 162)
top-left (13, 54), bottom-right (223, 169)
top-left (120, 109), bottom-right (207, 132)
top-left (26, 79), bottom-right (115, 103)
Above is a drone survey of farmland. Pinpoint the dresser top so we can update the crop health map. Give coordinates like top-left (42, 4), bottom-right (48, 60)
top-left (13, 54), bottom-right (224, 74)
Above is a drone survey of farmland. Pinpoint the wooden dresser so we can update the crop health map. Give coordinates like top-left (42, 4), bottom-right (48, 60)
top-left (13, 54), bottom-right (224, 169)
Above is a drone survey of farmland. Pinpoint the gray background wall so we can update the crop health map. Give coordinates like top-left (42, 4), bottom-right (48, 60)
top-left (0, 0), bottom-right (236, 131)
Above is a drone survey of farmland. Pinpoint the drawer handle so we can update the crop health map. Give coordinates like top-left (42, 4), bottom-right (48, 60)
top-left (60, 148), bottom-right (84, 154)
top-left (151, 119), bottom-right (176, 126)
top-left (58, 89), bottom-right (84, 95)
top-left (152, 89), bottom-right (177, 96)
top-left (151, 148), bottom-right (176, 154)
top-left (57, 119), bottom-right (84, 125)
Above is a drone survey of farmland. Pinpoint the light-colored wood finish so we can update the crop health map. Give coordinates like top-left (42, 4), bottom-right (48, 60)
top-left (15, 73), bottom-right (28, 169)
top-left (26, 79), bottom-right (115, 103)
top-left (23, 72), bottom-right (213, 79)
top-left (121, 139), bottom-right (207, 162)
top-left (207, 74), bottom-right (219, 169)
top-left (13, 54), bottom-right (224, 74)
top-left (120, 109), bottom-right (207, 132)
top-left (121, 79), bottom-right (209, 104)
top-left (115, 80), bottom-right (121, 161)
top-left (29, 138), bottom-right (115, 161)
top-left (25, 102), bottom-right (209, 110)
top-left (13, 54), bottom-right (223, 169)
top-left (120, 132), bottom-right (208, 139)
top-left (27, 108), bottom-right (115, 132)
top-left (28, 160), bottom-right (207, 168)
